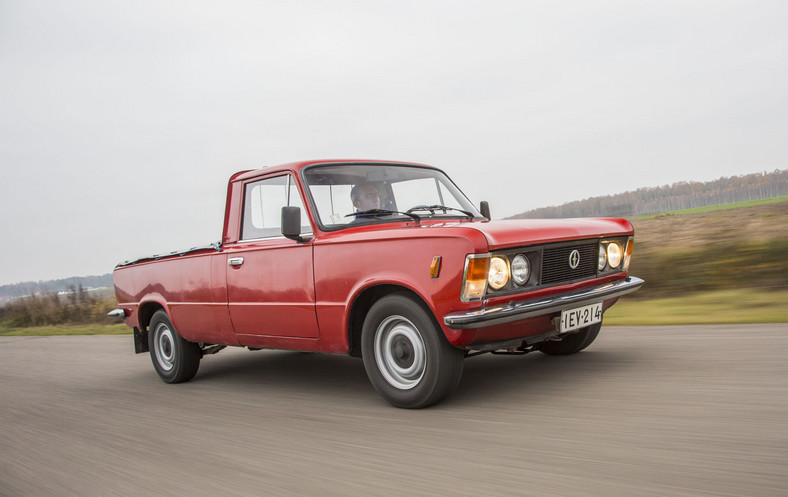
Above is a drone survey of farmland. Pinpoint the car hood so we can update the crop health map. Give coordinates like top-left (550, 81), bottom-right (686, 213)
top-left (466, 218), bottom-right (634, 250)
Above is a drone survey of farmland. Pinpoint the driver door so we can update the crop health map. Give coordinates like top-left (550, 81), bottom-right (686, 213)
top-left (225, 174), bottom-right (319, 339)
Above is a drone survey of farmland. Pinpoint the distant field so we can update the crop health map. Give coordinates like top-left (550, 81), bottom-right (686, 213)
top-left (635, 195), bottom-right (788, 219)
top-left (627, 198), bottom-right (788, 298)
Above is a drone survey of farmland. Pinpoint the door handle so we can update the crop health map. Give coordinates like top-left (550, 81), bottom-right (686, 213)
top-left (228, 257), bottom-right (245, 267)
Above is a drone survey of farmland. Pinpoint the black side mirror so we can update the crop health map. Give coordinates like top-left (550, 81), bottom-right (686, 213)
top-left (282, 206), bottom-right (310, 243)
top-left (479, 201), bottom-right (491, 221)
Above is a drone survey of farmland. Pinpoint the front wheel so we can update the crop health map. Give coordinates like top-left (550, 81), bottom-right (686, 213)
top-left (361, 294), bottom-right (464, 408)
top-left (539, 322), bottom-right (602, 355)
top-left (149, 310), bottom-right (201, 383)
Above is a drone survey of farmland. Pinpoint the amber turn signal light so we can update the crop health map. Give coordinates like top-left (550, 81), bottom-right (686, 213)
top-left (461, 255), bottom-right (490, 301)
top-left (623, 237), bottom-right (634, 271)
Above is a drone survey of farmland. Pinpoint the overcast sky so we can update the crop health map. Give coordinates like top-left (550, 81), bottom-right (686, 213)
top-left (1, 0), bottom-right (786, 285)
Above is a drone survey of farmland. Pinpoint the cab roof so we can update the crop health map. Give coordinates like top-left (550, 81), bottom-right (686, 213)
top-left (231, 159), bottom-right (438, 183)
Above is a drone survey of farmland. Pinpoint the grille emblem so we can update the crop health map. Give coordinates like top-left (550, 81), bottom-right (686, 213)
top-left (568, 249), bottom-right (581, 269)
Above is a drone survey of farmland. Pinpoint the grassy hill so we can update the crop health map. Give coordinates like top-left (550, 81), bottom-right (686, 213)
top-left (604, 199), bottom-right (788, 324)
top-left (627, 199), bottom-right (788, 296)
top-left (509, 170), bottom-right (788, 219)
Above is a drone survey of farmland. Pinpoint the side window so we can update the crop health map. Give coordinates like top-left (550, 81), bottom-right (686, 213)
top-left (241, 175), bottom-right (311, 240)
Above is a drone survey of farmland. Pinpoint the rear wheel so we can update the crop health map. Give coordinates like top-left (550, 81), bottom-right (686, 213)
top-left (149, 310), bottom-right (201, 383)
top-left (361, 294), bottom-right (464, 408)
top-left (539, 322), bottom-right (602, 355)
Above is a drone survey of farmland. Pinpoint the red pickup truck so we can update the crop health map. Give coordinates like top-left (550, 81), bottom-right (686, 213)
top-left (112, 159), bottom-right (643, 408)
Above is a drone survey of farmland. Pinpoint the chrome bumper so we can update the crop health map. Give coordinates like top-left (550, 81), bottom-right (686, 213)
top-left (443, 276), bottom-right (644, 330)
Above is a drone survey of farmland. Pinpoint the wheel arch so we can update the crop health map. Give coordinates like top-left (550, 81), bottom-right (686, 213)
top-left (139, 301), bottom-right (168, 330)
top-left (347, 284), bottom-right (440, 358)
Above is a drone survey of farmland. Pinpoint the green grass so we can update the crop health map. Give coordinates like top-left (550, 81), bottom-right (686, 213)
top-left (604, 289), bottom-right (788, 325)
top-left (0, 323), bottom-right (131, 336)
top-left (635, 196), bottom-right (788, 219)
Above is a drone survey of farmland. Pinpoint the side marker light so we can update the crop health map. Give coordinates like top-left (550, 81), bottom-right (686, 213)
top-left (430, 256), bottom-right (442, 278)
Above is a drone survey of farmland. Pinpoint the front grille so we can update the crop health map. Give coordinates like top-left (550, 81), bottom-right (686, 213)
top-left (541, 242), bottom-right (597, 285)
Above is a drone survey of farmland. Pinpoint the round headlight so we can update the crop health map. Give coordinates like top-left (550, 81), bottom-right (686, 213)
top-left (607, 242), bottom-right (623, 269)
top-left (511, 254), bottom-right (530, 286)
top-left (488, 256), bottom-right (509, 290)
top-left (598, 245), bottom-right (607, 271)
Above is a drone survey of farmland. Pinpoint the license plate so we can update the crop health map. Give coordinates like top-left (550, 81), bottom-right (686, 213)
top-left (559, 303), bottom-right (603, 333)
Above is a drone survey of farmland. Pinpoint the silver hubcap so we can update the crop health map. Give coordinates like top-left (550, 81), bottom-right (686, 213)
top-left (374, 315), bottom-right (426, 390)
top-left (153, 323), bottom-right (175, 371)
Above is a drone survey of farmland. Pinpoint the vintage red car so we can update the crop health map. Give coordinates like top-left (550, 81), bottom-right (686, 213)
top-left (111, 159), bottom-right (643, 408)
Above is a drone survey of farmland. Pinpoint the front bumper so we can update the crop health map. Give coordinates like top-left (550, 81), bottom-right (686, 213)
top-left (443, 276), bottom-right (644, 330)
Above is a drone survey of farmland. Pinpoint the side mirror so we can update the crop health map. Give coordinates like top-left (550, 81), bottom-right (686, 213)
top-left (282, 206), bottom-right (309, 242)
top-left (479, 201), bottom-right (491, 221)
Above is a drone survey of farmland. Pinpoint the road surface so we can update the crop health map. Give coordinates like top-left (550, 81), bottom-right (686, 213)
top-left (2, 324), bottom-right (787, 496)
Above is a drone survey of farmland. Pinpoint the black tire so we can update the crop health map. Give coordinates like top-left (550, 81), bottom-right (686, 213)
top-left (539, 322), bottom-right (602, 356)
top-left (361, 294), bottom-right (464, 408)
top-left (149, 310), bottom-right (201, 383)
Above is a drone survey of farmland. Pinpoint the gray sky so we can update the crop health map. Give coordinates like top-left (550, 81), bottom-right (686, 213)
top-left (1, 0), bottom-right (786, 286)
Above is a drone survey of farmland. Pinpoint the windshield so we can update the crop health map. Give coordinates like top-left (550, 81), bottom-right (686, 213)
top-left (302, 164), bottom-right (481, 229)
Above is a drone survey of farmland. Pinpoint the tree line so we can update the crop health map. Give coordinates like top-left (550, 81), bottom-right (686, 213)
top-left (0, 274), bottom-right (113, 299)
top-left (508, 169), bottom-right (788, 219)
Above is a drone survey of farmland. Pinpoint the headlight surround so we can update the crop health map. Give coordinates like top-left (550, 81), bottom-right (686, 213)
top-left (511, 254), bottom-right (530, 286)
top-left (598, 238), bottom-right (630, 273)
top-left (487, 256), bottom-right (510, 290)
top-left (607, 242), bottom-right (623, 269)
top-left (598, 245), bottom-right (607, 271)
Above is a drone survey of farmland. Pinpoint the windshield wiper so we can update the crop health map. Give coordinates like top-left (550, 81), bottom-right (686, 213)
top-left (406, 205), bottom-right (475, 221)
top-left (345, 209), bottom-right (421, 223)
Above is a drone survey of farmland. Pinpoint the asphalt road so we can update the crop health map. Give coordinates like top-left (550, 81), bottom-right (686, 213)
top-left (2, 324), bottom-right (787, 497)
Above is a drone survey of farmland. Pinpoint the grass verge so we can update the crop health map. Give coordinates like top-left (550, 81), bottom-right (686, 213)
top-left (604, 289), bottom-right (788, 326)
top-left (2, 290), bottom-right (785, 335)
top-left (0, 323), bottom-right (132, 336)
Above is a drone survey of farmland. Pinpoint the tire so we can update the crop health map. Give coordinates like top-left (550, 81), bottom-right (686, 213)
top-left (361, 294), bottom-right (464, 408)
top-left (149, 310), bottom-right (201, 383)
top-left (539, 322), bottom-right (602, 356)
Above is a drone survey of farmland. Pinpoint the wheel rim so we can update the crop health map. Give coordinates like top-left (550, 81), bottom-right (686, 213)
top-left (153, 323), bottom-right (175, 372)
top-left (374, 315), bottom-right (426, 390)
